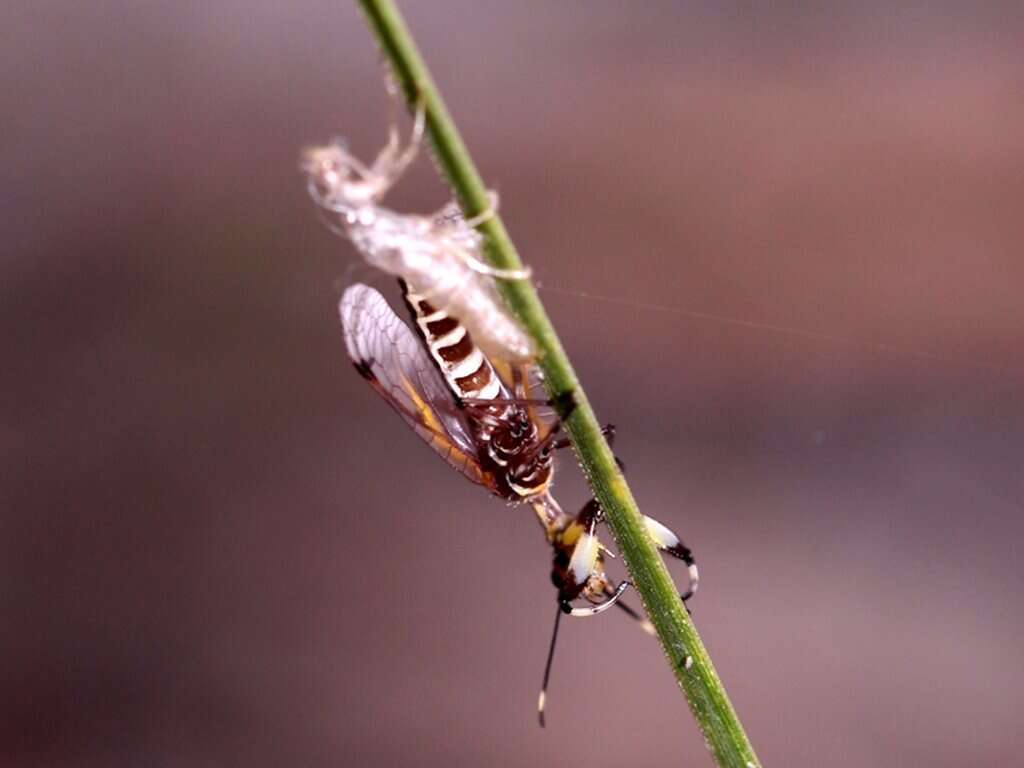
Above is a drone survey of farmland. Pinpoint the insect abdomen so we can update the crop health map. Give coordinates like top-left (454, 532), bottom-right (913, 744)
top-left (402, 284), bottom-right (502, 402)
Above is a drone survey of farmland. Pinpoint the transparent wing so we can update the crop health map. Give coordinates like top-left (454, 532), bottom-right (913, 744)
top-left (339, 283), bottom-right (486, 486)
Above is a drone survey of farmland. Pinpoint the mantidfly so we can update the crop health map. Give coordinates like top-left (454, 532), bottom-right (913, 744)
top-left (339, 282), bottom-right (699, 726)
top-left (305, 81), bottom-right (534, 363)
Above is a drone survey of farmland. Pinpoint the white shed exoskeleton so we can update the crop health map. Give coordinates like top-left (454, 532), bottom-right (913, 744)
top-left (305, 90), bottom-right (534, 363)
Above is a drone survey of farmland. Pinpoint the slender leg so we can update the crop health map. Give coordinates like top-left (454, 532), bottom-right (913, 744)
top-left (392, 95), bottom-right (426, 175)
top-left (643, 515), bottom-right (699, 602)
top-left (522, 421), bottom-right (564, 465)
top-left (612, 593), bottom-right (692, 661)
top-left (459, 190), bottom-right (501, 228)
top-left (551, 423), bottom-right (616, 451)
top-left (452, 243), bottom-right (533, 281)
top-left (434, 190), bottom-right (530, 281)
top-left (375, 72), bottom-right (403, 172)
top-left (563, 580), bottom-right (629, 617)
top-left (373, 82), bottom-right (426, 188)
top-left (462, 391), bottom-right (578, 419)
top-left (611, 593), bottom-right (657, 637)
top-left (550, 424), bottom-right (625, 471)
top-left (461, 396), bottom-right (552, 408)
top-left (428, 191), bottom-right (498, 231)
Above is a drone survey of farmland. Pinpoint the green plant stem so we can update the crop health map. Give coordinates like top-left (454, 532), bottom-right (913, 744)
top-left (355, 2), bottom-right (762, 766)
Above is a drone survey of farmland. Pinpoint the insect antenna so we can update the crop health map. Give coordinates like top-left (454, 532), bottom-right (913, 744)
top-left (537, 603), bottom-right (563, 728)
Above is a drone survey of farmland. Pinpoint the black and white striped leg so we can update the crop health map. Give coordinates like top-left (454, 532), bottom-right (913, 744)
top-left (561, 580), bottom-right (629, 617)
top-left (643, 515), bottom-right (699, 603)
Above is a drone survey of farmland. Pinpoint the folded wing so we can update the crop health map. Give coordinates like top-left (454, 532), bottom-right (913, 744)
top-left (340, 283), bottom-right (486, 486)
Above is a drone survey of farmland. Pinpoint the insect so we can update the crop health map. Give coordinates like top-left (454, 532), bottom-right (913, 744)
top-left (340, 282), bottom-right (699, 724)
top-left (306, 88), bottom-right (534, 363)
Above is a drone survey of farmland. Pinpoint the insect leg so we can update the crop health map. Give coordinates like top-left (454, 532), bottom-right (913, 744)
top-left (459, 190), bottom-right (501, 228)
top-left (609, 590), bottom-right (657, 637)
top-left (521, 419), bottom-right (565, 465)
top-left (613, 592), bottom-right (693, 665)
top-left (549, 389), bottom-right (577, 420)
top-left (378, 70), bottom-right (404, 166)
top-left (549, 423), bottom-right (625, 471)
top-left (461, 389), bottom-right (577, 423)
top-left (391, 94), bottom-right (426, 178)
top-left (461, 396), bottom-right (551, 409)
top-left (550, 423), bottom-right (616, 452)
top-left (564, 581), bottom-right (629, 617)
top-left (452, 242), bottom-right (533, 281)
top-left (429, 189), bottom-right (529, 281)
top-left (372, 75), bottom-right (426, 191)
top-left (643, 515), bottom-right (699, 602)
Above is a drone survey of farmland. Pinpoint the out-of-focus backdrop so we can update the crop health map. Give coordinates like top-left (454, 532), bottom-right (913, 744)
top-left (3, 2), bottom-right (1022, 766)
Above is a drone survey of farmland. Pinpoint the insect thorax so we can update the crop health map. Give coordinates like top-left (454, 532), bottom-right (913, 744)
top-left (489, 416), bottom-right (553, 498)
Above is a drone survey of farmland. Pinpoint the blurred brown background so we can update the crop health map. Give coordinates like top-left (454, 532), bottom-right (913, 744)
top-left (3, 2), bottom-right (1023, 766)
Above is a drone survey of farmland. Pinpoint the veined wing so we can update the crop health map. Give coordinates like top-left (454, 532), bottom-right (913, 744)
top-left (340, 283), bottom-right (486, 486)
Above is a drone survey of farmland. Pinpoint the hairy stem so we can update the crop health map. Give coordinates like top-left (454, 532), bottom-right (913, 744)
top-left (354, 2), bottom-right (761, 766)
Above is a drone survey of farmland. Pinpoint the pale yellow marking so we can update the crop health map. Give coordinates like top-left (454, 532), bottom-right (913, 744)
top-left (568, 533), bottom-right (599, 586)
